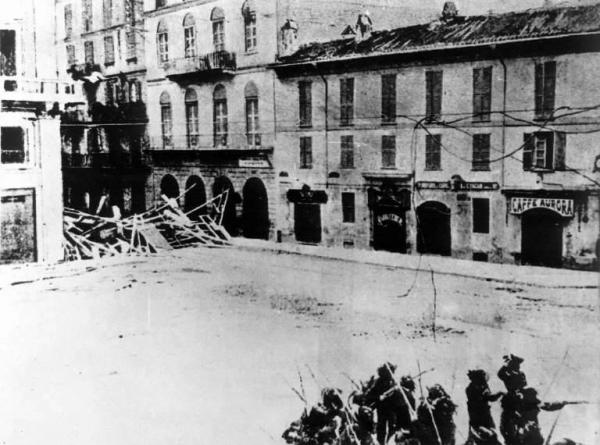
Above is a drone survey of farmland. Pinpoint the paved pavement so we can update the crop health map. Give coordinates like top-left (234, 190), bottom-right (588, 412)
top-left (233, 238), bottom-right (599, 289)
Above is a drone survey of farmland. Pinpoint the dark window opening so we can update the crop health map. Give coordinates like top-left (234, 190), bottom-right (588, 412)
top-left (299, 81), bottom-right (312, 127)
top-left (472, 198), bottom-right (490, 234)
top-left (425, 70), bottom-right (442, 122)
top-left (382, 135), bottom-right (396, 169)
top-left (1, 127), bottom-right (25, 164)
top-left (340, 135), bottom-right (354, 169)
top-left (473, 252), bottom-right (488, 262)
top-left (342, 192), bottom-right (355, 223)
top-left (0, 30), bottom-right (16, 76)
top-left (472, 134), bottom-right (490, 171)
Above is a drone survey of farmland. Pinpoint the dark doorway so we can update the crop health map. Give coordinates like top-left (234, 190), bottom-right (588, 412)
top-left (417, 201), bottom-right (451, 256)
top-left (242, 177), bottom-right (269, 239)
top-left (184, 175), bottom-right (207, 220)
top-left (213, 176), bottom-right (238, 235)
top-left (295, 203), bottom-right (321, 243)
top-left (521, 209), bottom-right (563, 267)
top-left (374, 214), bottom-right (406, 253)
top-left (160, 174), bottom-right (179, 199)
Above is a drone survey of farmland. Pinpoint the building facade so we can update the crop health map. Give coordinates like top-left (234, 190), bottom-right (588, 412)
top-left (273, 2), bottom-right (600, 269)
top-left (55, 0), bottom-right (150, 216)
top-left (0, 2), bottom-right (77, 264)
top-left (142, 0), bottom-right (409, 239)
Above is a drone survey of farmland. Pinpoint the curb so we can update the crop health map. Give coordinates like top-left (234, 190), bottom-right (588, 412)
top-left (233, 241), bottom-right (599, 290)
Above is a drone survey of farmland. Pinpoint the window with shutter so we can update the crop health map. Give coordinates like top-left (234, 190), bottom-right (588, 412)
top-left (84, 41), bottom-right (94, 64)
top-left (64, 5), bottom-right (73, 39)
top-left (104, 36), bottom-right (115, 65)
top-left (425, 134), bottom-right (441, 170)
top-left (523, 133), bottom-right (533, 170)
top-left (472, 134), bottom-right (490, 171)
top-left (341, 135), bottom-right (354, 168)
top-left (554, 132), bottom-right (566, 170)
top-left (381, 74), bottom-right (396, 124)
top-left (340, 78), bottom-right (354, 126)
top-left (473, 67), bottom-right (492, 122)
top-left (426, 71), bottom-right (442, 121)
top-left (298, 81), bottom-right (312, 127)
top-left (300, 137), bottom-right (312, 169)
top-left (381, 135), bottom-right (396, 168)
top-left (534, 61), bottom-right (556, 121)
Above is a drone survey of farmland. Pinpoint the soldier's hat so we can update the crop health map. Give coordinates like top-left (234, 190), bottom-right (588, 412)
top-left (467, 369), bottom-right (488, 382)
top-left (502, 354), bottom-right (524, 365)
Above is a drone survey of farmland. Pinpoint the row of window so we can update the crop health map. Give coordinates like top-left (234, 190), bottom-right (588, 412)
top-left (65, 0), bottom-right (143, 37)
top-left (338, 192), bottom-right (490, 234)
top-left (297, 131), bottom-right (566, 172)
top-left (159, 82), bottom-right (260, 148)
top-left (156, 2), bottom-right (256, 64)
top-left (66, 31), bottom-right (137, 67)
top-left (298, 62), bottom-right (557, 127)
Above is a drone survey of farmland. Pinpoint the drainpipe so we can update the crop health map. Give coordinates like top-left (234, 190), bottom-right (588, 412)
top-left (312, 62), bottom-right (329, 189)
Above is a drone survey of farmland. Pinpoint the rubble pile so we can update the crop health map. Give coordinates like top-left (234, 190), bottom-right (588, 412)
top-left (63, 189), bottom-right (231, 261)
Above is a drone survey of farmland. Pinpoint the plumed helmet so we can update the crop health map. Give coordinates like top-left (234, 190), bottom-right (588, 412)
top-left (427, 384), bottom-right (448, 400)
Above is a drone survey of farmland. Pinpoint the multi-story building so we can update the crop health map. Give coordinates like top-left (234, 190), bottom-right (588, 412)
top-left (0, 2), bottom-right (78, 264)
top-left (55, 0), bottom-right (150, 216)
top-left (142, 0), bottom-right (422, 238)
top-left (273, 2), bottom-right (600, 268)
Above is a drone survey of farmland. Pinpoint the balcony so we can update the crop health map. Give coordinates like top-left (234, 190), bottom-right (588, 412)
top-left (164, 51), bottom-right (236, 80)
top-left (0, 76), bottom-right (78, 107)
top-left (62, 152), bottom-right (144, 169)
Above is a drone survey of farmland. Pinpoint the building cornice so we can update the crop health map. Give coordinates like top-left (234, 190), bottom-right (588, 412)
top-left (145, 0), bottom-right (217, 19)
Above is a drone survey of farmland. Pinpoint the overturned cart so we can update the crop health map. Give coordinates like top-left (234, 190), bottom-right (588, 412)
top-left (63, 189), bottom-right (231, 261)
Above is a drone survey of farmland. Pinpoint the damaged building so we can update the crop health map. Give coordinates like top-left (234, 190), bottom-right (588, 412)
top-left (142, 0), bottom-right (413, 239)
top-left (56, 0), bottom-right (150, 217)
top-left (272, 2), bottom-right (600, 268)
top-left (0, 3), bottom-right (78, 264)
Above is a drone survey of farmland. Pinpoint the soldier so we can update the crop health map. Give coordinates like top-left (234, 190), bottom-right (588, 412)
top-left (415, 384), bottom-right (457, 445)
top-left (464, 369), bottom-right (503, 445)
top-left (282, 387), bottom-right (345, 445)
top-left (514, 387), bottom-right (565, 445)
top-left (361, 363), bottom-right (401, 445)
top-left (497, 354), bottom-right (527, 445)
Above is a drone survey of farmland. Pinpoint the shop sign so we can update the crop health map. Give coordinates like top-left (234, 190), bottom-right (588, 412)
top-left (376, 213), bottom-right (403, 225)
top-left (239, 159), bottom-right (269, 168)
top-left (510, 197), bottom-right (574, 217)
top-left (416, 181), bottom-right (499, 191)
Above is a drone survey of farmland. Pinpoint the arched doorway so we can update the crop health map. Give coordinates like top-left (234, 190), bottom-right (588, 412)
top-left (417, 201), bottom-right (451, 256)
top-left (160, 174), bottom-right (179, 200)
top-left (521, 208), bottom-right (563, 267)
top-left (213, 176), bottom-right (238, 235)
top-left (184, 175), bottom-right (207, 219)
top-left (374, 216), bottom-right (406, 253)
top-left (242, 177), bottom-right (269, 239)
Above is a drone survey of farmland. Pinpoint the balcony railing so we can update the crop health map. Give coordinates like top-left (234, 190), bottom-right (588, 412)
top-left (164, 51), bottom-right (236, 79)
top-left (62, 151), bottom-right (143, 168)
top-left (0, 76), bottom-right (76, 98)
top-left (147, 134), bottom-right (269, 152)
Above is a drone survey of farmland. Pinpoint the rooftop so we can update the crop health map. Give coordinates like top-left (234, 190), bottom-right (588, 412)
top-left (278, 2), bottom-right (600, 65)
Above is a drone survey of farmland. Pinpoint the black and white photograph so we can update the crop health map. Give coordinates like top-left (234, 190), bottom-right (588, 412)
top-left (0, 0), bottom-right (598, 443)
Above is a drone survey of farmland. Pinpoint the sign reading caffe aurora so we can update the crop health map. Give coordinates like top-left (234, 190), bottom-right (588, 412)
top-left (510, 197), bottom-right (574, 217)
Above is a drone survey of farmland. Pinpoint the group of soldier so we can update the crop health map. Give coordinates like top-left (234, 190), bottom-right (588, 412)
top-left (282, 355), bottom-right (583, 445)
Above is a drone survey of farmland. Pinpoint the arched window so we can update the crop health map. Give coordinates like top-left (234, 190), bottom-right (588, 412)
top-left (241, 0), bottom-right (257, 52)
top-left (159, 91), bottom-right (172, 148)
top-left (213, 84), bottom-right (228, 147)
top-left (156, 20), bottom-right (169, 63)
top-left (210, 7), bottom-right (225, 52)
top-left (185, 88), bottom-right (199, 148)
top-left (183, 13), bottom-right (196, 58)
top-left (244, 81), bottom-right (260, 146)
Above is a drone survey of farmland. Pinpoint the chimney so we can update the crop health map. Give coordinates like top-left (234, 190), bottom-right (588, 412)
top-left (279, 19), bottom-right (299, 57)
top-left (441, 1), bottom-right (459, 20)
top-left (355, 11), bottom-right (372, 42)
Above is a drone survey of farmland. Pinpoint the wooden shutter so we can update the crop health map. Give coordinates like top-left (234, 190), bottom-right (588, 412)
top-left (544, 132), bottom-right (554, 170)
top-left (523, 133), bottom-right (533, 170)
top-left (543, 61), bottom-right (556, 118)
top-left (534, 64), bottom-right (544, 118)
top-left (554, 131), bottom-right (566, 170)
